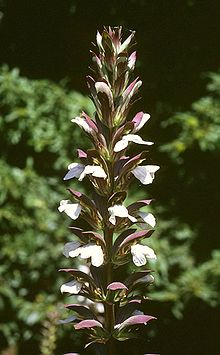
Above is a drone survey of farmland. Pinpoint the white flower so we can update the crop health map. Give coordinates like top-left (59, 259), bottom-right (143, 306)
top-left (58, 200), bottom-right (81, 220)
top-left (131, 244), bottom-right (157, 267)
top-left (132, 165), bottom-right (160, 185)
top-left (137, 212), bottom-right (156, 228)
top-left (114, 134), bottom-right (154, 152)
top-left (63, 241), bottom-right (104, 267)
top-left (71, 116), bottom-right (93, 134)
top-left (64, 163), bottom-right (107, 181)
top-left (108, 204), bottom-right (137, 225)
top-left (60, 280), bottom-right (82, 294)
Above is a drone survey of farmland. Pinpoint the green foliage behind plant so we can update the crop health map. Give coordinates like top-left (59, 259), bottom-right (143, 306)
top-left (160, 70), bottom-right (220, 160)
top-left (149, 70), bottom-right (220, 317)
top-left (0, 66), bottom-right (93, 349)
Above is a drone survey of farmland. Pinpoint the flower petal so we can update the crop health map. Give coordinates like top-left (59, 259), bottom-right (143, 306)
top-left (79, 244), bottom-right (104, 267)
top-left (126, 134), bottom-right (153, 145)
top-left (131, 249), bottom-right (147, 266)
top-left (119, 31), bottom-right (135, 53)
top-left (128, 214), bottom-right (138, 223)
top-left (96, 31), bottom-right (103, 50)
top-left (64, 163), bottom-right (85, 181)
top-left (131, 244), bottom-right (157, 267)
top-left (90, 245), bottom-right (104, 267)
top-left (78, 165), bottom-right (107, 181)
top-left (138, 212), bottom-right (156, 228)
top-left (63, 241), bottom-right (82, 258)
top-left (58, 200), bottom-right (82, 220)
top-left (114, 137), bottom-right (129, 152)
top-left (95, 81), bottom-right (113, 107)
top-left (128, 51), bottom-right (136, 70)
top-left (71, 116), bottom-right (93, 134)
top-left (60, 280), bottom-right (82, 294)
top-left (132, 112), bottom-right (150, 133)
top-left (114, 134), bottom-right (153, 152)
top-left (108, 204), bottom-right (128, 225)
top-left (132, 165), bottom-right (160, 185)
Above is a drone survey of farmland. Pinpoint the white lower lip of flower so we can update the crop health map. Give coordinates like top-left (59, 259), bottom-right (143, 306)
top-left (71, 117), bottom-right (93, 133)
top-left (138, 212), bottom-right (156, 228)
top-left (78, 165), bottom-right (107, 181)
top-left (58, 200), bottom-right (81, 220)
top-left (132, 165), bottom-right (160, 185)
top-left (79, 244), bottom-right (104, 267)
top-left (60, 280), bottom-right (82, 294)
top-left (108, 204), bottom-right (137, 225)
top-left (131, 244), bottom-right (157, 267)
top-left (114, 134), bottom-right (153, 152)
top-left (63, 241), bottom-right (82, 258)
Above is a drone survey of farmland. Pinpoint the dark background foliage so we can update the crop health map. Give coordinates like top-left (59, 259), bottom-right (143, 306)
top-left (0, 1), bottom-right (220, 354)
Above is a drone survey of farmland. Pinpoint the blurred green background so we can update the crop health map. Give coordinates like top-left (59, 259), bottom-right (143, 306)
top-left (0, 1), bottom-right (220, 354)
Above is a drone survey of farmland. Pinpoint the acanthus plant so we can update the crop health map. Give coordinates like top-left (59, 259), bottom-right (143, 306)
top-left (58, 27), bottom-right (160, 354)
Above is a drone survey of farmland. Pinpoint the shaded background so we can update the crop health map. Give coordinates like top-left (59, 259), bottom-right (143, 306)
top-left (0, 1), bottom-right (220, 354)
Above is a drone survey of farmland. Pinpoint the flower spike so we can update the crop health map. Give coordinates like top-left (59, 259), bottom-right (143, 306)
top-left (58, 27), bottom-right (160, 353)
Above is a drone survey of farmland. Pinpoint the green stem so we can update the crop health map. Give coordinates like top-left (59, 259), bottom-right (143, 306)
top-left (104, 228), bottom-right (116, 355)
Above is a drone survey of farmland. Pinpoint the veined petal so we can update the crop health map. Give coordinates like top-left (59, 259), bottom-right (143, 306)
top-left (132, 112), bottom-right (151, 133)
top-left (131, 244), bottom-right (157, 267)
top-left (138, 212), bottom-right (156, 228)
top-left (64, 163), bottom-right (85, 181)
top-left (60, 280), bottom-right (82, 294)
top-left (132, 165), bottom-right (160, 185)
top-left (58, 200), bottom-right (82, 220)
top-left (78, 165), bottom-right (107, 181)
top-left (108, 204), bottom-right (136, 225)
top-left (71, 116), bottom-right (93, 134)
top-left (63, 241), bottom-right (82, 258)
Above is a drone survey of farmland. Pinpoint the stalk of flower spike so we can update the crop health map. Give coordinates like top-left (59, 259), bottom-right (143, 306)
top-left (58, 26), bottom-right (159, 354)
